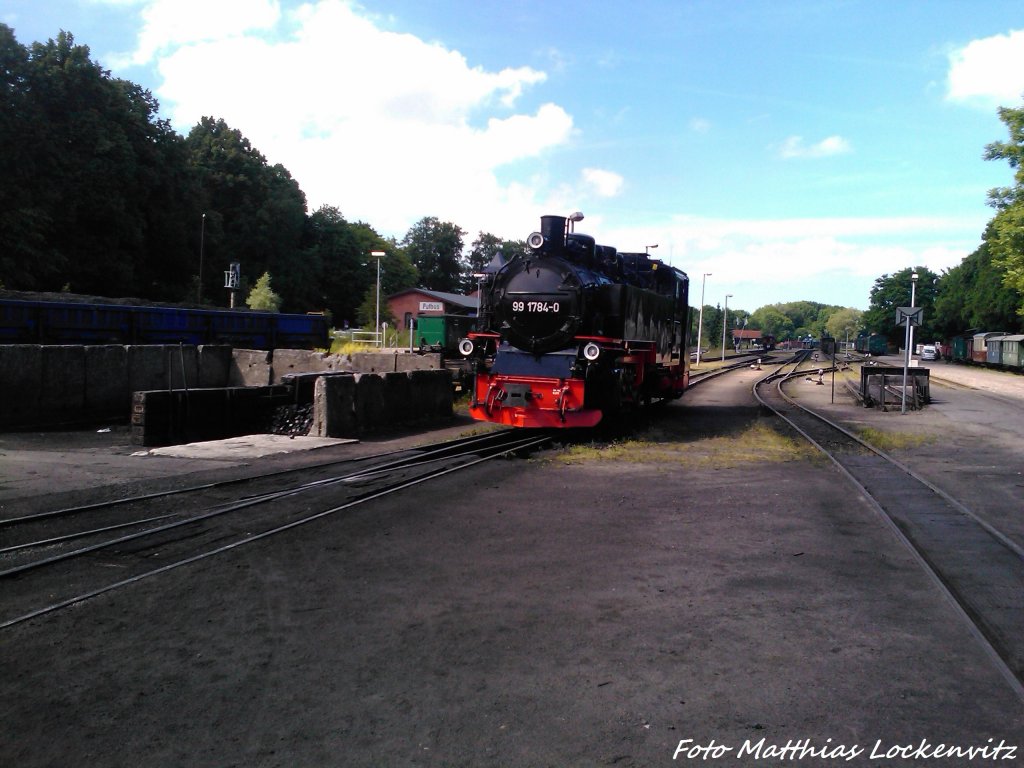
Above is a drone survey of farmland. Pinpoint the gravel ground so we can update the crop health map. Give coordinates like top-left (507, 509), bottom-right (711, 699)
top-left (788, 355), bottom-right (1024, 548)
top-left (1, 362), bottom-right (1022, 767)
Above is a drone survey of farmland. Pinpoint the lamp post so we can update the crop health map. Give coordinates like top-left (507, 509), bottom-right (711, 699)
top-left (721, 293), bottom-right (732, 362)
top-left (908, 270), bottom-right (919, 360)
top-left (198, 212), bottom-right (206, 304)
top-left (645, 244), bottom-right (658, 254)
top-left (568, 211), bottom-right (584, 233)
top-left (371, 250), bottom-right (386, 347)
top-left (695, 273), bottom-right (711, 368)
top-left (901, 271), bottom-right (919, 414)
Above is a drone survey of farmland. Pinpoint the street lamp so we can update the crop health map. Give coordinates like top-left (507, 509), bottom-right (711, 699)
top-left (901, 271), bottom-right (919, 414)
top-left (721, 293), bottom-right (732, 362)
top-left (371, 250), bottom-right (386, 347)
top-left (198, 212), bottom-right (206, 304)
top-left (645, 244), bottom-right (659, 254)
top-left (695, 273), bottom-right (711, 368)
top-left (909, 271), bottom-right (919, 359)
top-left (568, 211), bottom-right (584, 233)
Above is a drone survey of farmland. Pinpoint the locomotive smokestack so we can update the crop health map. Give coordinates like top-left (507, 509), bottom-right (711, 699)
top-left (540, 215), bottom-right (567, 249)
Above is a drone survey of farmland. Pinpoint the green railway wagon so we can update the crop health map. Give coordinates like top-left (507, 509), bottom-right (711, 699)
top-left (416, 314), bottom-right (477, 353)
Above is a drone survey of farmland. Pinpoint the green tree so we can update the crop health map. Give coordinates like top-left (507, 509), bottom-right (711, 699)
top-left (0, 27), bottom-right (198, 297)
top-left (301, 206), bottom-right (370, 324)
top-left (861, 267), bottom-right (940, 346)
top-left (246, 271), bottom-right (281, 312)
top-left (468, 232), bottom-right (502, 278)
top-left (186, 117), bottom-right (307, 308)
top-left (934, 234), bottom-right (1023, 336)
top-left (704, 304), bottom-right (723, 352)
top-left (825, 307), bottom-right (863, 344)
top-left (982, 103), bottom-right (1024, 317)
top-left (401, 217), bottom-right (466, 293)
top-left (749, 305), bottom-right (796, 340)
top-left (356, 285), bottom-right (396, 330)
top-left (690, 304), bottom-right (724, 350)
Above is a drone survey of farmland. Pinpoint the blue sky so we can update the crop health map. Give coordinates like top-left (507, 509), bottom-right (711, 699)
top-left (6, 1), bottom-right (1024, 311)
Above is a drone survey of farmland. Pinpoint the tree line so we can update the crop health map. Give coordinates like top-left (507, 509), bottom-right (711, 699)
top-left (0, 27), bottom-right (524, 327)
top-left (3, 26), bottom-right (1023, 341)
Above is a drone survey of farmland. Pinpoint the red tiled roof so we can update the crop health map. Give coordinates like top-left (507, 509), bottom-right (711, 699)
top-left (731, 329), bottom-right (763, 339)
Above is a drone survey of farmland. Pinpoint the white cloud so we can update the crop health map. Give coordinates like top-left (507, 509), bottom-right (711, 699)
top-left (778, 135), bottom-right (852, 159)
top-left (689, 117), bottom-right (712, 134)
top-left (117, 0), bottom-right (579, 238)
top-left (947, 29), bottom-right (1024, 106)
top-left (129, 0), bottom-right (281, 66)
top-left (581, 168), bottom-right (624, 198)
top-left (596, 214), bottom-right (981, 309)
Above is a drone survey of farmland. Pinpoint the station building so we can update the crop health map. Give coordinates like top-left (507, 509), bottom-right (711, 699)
top-left (731, 328), bottom-right (768, 350)
top-left (386, 288), bottom-right (478, 331)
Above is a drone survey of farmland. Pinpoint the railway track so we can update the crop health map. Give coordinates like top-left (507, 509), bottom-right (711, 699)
top-left (0, 429), bottom-right (550, 629)
top-left (688, 350), bottom-right (775, 387)
top-left (754, 355), bottom-right (1024, 701)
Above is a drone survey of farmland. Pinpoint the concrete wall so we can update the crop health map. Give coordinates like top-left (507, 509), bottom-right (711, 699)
top-left (228, 347), bottom-right (441, 385)
top-left (0, 344), bottom-right (232, 429)
top-left (311, 369), bottom-right (453, 438)
top-left (0, 343), bottom-right (451, 434)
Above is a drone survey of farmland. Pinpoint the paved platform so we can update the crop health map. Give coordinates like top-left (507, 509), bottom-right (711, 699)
top-left (138, 434), bottom-right (356, 460)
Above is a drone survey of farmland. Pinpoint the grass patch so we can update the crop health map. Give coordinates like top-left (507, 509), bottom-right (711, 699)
top-left (559, 421), bottom-right (821, 469)
top-left (329, 339), bottom-right (375, 355)
top-left (853, 426), bottom-right (934, 452)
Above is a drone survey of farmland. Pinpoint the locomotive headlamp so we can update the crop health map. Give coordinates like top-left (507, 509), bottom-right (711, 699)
top-left (458, 338), bottom-right (475, 356)
top-left (582, 342), bottom-right (601, 361)
top-left (527, 231), bottom-right (545, 250)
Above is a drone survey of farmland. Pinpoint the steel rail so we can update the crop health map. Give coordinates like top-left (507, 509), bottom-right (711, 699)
top-left (753, 365), bottom-right (1024, 704)
top-left (0, 428), bottom-right (514, 528)
top-left (0, 431), bottom-right (539, 578)
top-left (0, 513), bottom-right (177, 555)
top-left (0, 434), bottom-right (550, 629)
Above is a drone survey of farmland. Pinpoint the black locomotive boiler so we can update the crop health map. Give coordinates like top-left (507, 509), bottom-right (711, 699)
top-left (459, 214), bottom-right (690, 427)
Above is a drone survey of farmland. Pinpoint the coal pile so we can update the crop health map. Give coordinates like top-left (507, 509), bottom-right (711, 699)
top-left (269, 403), bottom-right (314, 436)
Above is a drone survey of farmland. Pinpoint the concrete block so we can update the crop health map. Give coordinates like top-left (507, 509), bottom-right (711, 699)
top-left (322, 353), bottom-right (356, 373)
top-left (312, 374), bottom-right (356, 437)
top-left (409, 369), bottom-right (453, 420)
top-left (271, 348), bottom-right (330, 383)
top-left (0, 345), bottom-right (42, 427)
top-left (40, 346), bottom-right (86, 423)
top-left (396, 351), bottom-right (441, 371)
top-left (230, 348), bottom-right (272, 387)
top-left (84, 345), bottom-right (128, 419)
top-left (319, 353), bottom-right (356, 373)
top-left (168, 345), bottom-right (199, 390)
top-left (351, 352), bottom-right (397, 373)
top-left (354, 373), bottom-right (385, 433)
top-left (382, 371), bottom-right (412, 426)
top-left (131, 384), bottom-right (293, 446)
top-left (197, 345), bottom-right (232, 387)
top-left (127, 345), bottom-right (172, 394)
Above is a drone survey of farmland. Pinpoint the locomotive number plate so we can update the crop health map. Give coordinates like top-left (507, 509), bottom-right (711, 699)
top-left (512, 300), bottom-right (561, 313)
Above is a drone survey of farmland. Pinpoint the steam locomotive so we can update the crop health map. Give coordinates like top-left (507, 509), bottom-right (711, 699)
top-left (459, 214), bottom-right (690, 428)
